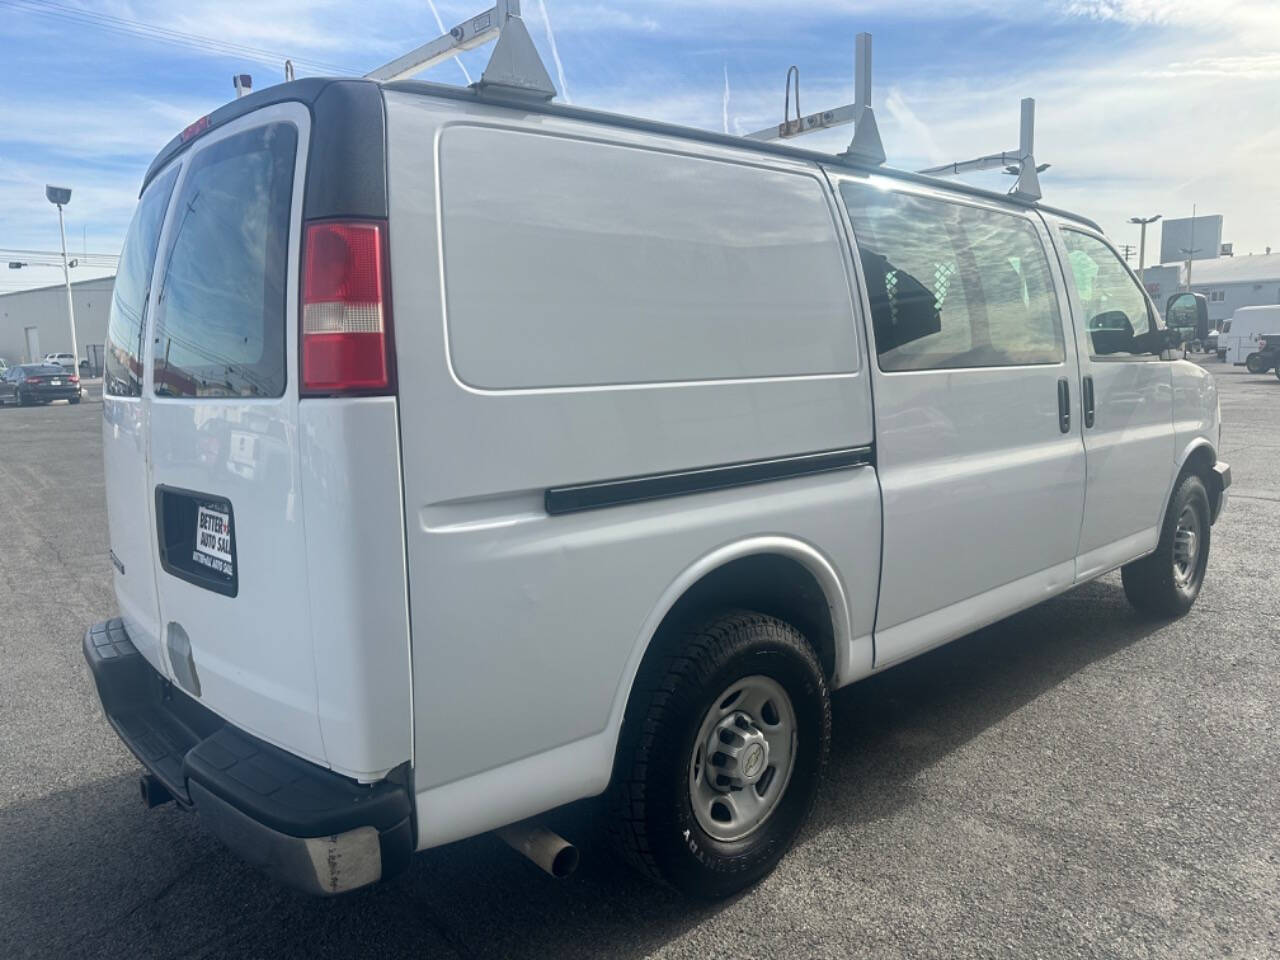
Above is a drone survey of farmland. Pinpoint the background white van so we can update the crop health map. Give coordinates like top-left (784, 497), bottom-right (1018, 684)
top-left (1223, 304), bottom-right (1280, 366)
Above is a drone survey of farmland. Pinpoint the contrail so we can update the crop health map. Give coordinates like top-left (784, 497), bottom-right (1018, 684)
top-left (722, 64), bottom-right (731, 135)
top-left (535, 0), bottom-right (571, 103)
top-left (426, 0), bottom-right (473, 84)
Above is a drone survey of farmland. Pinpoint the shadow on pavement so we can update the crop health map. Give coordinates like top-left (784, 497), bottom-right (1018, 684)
top-left (0, 578), bottom-right (1165, 960)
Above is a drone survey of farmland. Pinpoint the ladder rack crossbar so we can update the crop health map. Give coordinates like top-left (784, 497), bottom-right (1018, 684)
top-left (917, 151), bottom-right (1024, 177)
top-left (366, 8), bottom-right (502, 82)
top-left (364, 0), bottom-right (554, 99)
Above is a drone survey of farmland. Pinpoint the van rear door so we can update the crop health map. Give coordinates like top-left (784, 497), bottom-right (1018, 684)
top-left (103, 165), bottom-right (180, 674)
top-left (143, 104), bottom-right (328, 764)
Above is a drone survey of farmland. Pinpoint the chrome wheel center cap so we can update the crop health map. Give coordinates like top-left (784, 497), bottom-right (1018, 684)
top-left (706, 712), bottom-right (770, 792)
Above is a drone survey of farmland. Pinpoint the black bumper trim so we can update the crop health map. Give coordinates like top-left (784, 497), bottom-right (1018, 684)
top-left (1211, 460), bottom-right (1231, 524)
top-left (83, 618), bottom-right (413, 893)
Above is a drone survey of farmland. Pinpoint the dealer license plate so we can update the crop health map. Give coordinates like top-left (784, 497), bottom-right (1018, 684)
top-left (193, 505), bottom-right (234, 577)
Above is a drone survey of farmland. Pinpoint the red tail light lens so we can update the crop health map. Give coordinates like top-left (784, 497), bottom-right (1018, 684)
top-left (301, 221), bottom-right (393, 394)
top-left (25, 377), bottom-right (40, 384)
top-left (69, 374), bottom-right (80, 383)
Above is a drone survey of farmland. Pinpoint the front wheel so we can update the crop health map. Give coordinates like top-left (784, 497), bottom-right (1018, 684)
top-left (1122, 473), bottom-right (1211, 617)
top-left (609, 611), bottom-right (830, 899)
top-left (1274, 365), bottom-right (1280, 383)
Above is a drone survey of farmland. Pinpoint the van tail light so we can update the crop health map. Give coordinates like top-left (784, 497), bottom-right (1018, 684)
top-left (301, 220), bottom-right (394, 395)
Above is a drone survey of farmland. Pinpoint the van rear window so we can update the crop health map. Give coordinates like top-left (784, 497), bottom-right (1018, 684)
top-left (152, 123), bottom-right (297, 398)
top-left (105, 166), bottom-right (177, 397)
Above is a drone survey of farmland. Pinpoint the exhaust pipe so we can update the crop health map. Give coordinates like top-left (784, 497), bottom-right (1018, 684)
top-left (139, 773), bottom-right (173, 809)
top-left (496, 820), bottom-right (579, 879)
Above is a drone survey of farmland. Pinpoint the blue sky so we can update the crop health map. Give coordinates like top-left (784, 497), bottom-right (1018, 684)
top-left (2, 0), bottom-right (1278, 294)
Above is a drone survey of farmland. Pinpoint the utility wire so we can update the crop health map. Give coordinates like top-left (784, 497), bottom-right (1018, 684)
top-left (3, 0), bottom-right (359, 75)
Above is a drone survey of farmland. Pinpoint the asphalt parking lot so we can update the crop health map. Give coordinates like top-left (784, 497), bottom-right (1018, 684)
top-left (1, 362), bottom-right (1277, 960)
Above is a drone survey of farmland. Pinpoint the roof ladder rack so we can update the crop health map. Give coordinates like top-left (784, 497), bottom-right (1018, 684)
top-left (365, 0), bottom-right (556, 100)
top-left (918, 98), bottom-right (1048, 202)
top-left (746, 32), bottom-right (886, 167)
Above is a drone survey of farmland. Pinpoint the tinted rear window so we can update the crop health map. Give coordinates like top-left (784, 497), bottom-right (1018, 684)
top-left (152, 123), bottom-right (297, 398)
top-left (106, 167), bottom-right (178, 397)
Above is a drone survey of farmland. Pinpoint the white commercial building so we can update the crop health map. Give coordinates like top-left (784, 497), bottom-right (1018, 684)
top-left (0, 275), bottom-right (114, 369)
top-left (1186, 253), bottom-right (1280, 326)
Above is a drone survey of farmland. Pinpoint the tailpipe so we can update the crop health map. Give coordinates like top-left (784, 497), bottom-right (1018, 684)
top-left (139, 773), bottom-right (173, 809)
top-left (496, 820), bottom-right (579, 879)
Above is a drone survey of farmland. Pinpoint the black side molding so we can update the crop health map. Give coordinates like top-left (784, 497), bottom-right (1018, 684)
top-left (545, 446), bottom-right (874, 516)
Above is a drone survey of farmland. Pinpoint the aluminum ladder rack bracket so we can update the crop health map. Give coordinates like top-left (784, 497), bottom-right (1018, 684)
top-left (746, 32), bottom-right (886, 167)
top-left (918, 98), bottom-right (1044, 202)
top-left (365, 0), bottom-right (556, 101)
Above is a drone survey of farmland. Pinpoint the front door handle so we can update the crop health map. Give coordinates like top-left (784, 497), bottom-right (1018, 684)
top-left (1057, 377), bottom-right (1070, 433)
top-left (1083, 375), bottom-right (1095, 428)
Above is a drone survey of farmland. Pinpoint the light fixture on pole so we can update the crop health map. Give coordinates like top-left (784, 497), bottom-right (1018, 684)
top-left (1127, 214), bottom-right (1161, 276)
top-left (45, 185), bottom-right (80, 374)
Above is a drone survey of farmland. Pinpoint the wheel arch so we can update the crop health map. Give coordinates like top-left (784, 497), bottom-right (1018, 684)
top-left (607, 537), bottom-right (853, 759)
top-left (1164, 439), bottom-right (1219, 528)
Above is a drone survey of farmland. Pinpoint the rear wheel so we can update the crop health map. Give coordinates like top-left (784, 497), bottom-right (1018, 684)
top-left (1246, 352), bottom-right (1266, 374)
top-left (609, 611), bottom-right (830, 899)
top-left (1122, 473), bottom-right (1211, 617)
top-left (1275, 366), bottom-right (1280, 383)
top-left (69, 395), bottom-right (81, 405)
top-left (17, 388), bottom-right (32, 407)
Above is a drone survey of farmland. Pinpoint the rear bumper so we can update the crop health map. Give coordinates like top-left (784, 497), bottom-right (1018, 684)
top-left (83, 619), bottom-right (413, 895)
top-left (23, 385), bottom-right (80, 400)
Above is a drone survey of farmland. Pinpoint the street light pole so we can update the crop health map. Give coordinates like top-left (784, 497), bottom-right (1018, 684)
top-left (1128, 214), bottom-right (1161, 277)
top-left (46, 185), bottom-right (79, 373)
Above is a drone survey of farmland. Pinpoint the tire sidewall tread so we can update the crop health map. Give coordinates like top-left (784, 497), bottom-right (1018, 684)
top-left (609, 611), bottom-right (831, 899)
top-left (1122, 473), bottom-right (1211, 617)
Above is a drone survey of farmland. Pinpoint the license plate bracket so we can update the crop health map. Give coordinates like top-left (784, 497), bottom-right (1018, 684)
top-left (155, 486), bottom-right (238, 597)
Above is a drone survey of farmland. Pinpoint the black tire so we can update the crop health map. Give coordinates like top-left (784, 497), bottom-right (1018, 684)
top-left (69, 395), bottom-right (81, 405)
top-left (1245, 352), bottom-right (1266, 374)
top-left (1274, 365), bottom-right (1280, 383)
top-left (609, 611), bottom-right (830, 899)
top-left (17, 389), bottom-right (31, 407)
top-left (1121, 473), bottom-right (1211, 617)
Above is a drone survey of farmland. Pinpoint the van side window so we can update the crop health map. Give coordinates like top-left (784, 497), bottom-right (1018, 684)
top-left (1060, 230), bottom-right (1155, 357)
top-left (105, 167), bottom-right (178, 397)
top-left (840, 183), bottom-right (1064, 371)
top-left (152, 123), bottom-right (297, 398)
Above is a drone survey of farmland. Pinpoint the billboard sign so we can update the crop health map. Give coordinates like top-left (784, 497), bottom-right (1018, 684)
top-left (1160, 215), bottom-right (1223, 264)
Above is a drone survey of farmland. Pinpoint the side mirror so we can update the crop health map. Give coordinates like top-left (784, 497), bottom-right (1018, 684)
top-left (1166, 292), bottom-right (1209, 341)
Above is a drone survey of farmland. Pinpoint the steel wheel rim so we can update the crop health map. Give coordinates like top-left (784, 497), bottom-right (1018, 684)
top-left (688, 675), bottom-right (797, 843)
top-left (1172, 504), bottom-right (1201, 591)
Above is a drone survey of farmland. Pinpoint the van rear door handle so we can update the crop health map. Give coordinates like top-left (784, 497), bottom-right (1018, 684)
top-left (1057, 377), bottom-right (1070, 433)
top-left (1082, 375), bottom-right (1095, 428)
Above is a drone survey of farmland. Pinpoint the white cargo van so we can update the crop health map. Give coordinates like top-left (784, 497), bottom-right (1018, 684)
top-left (1222, 304), bottom-right (1280, 367)
top-left (85, 76), bottom-right (1230, 899)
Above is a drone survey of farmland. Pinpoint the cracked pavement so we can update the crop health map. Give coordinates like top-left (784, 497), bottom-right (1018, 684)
top-left (1, 362), bottom-right (1277, 960)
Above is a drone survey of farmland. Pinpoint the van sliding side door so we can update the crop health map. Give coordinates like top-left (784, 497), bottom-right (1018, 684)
top-left (835, 176), bottom-right (1087, 668)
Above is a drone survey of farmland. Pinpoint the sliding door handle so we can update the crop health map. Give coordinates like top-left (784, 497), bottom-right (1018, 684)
top-left (1057, 377), bottom-right (1070, 433)
top-left (1083, 375), bottom-right (1096, 428)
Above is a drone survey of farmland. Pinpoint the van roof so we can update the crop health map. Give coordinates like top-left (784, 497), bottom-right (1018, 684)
top-left (143, 77), bottom-right (1101, 233)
